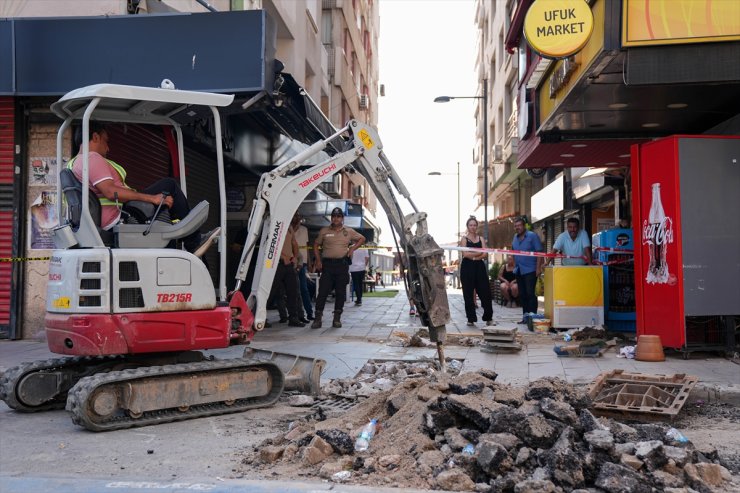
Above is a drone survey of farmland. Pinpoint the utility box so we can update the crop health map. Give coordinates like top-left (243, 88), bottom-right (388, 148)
top-left (544, 266), bottom-right (604, 328)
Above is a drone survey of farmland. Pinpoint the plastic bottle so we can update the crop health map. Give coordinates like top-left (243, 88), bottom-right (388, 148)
top-left (666, 427), bottom-right (689, 444)
top-left (462, 444), bottom-right (475, 456)
top-left (354, 419), bottom-right (378, 452)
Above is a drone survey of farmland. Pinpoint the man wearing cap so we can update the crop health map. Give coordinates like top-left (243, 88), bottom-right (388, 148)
top-left (311, 207), bottom-right (365, 329)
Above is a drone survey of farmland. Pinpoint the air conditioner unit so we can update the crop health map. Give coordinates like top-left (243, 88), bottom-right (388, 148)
top-left (323, 173), bottom-right (342, 196)
top-left (353, 184), bottom-right (365, 197)
top-left (359, 94), bottom-right (369, 109)
top-left (493, 144), bottom-right (503, 162)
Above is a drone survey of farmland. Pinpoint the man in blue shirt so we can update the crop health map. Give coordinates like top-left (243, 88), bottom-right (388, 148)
top-left (512, 217), bottom-right (543, 324)
top-left (551, 217), bottom-right (592, 266)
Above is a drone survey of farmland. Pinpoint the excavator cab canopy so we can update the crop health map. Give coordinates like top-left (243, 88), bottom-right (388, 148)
top-left (52, 82), bottom-right (235, 300)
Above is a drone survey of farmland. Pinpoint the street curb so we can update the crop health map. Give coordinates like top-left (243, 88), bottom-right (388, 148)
top-left (0, 475), bottom-right (460, 493)
top-left (690, 383), bottom-right (740, 407)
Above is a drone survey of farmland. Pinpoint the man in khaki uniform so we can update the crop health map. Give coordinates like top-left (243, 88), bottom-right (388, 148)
top-left (270, 221), bottom-right (305, 327)
top-left (311, 207), bottom-right (365, 329)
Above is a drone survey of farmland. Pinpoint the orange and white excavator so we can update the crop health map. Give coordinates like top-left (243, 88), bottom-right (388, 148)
top-left (0, 82), bottom-right (450, 431)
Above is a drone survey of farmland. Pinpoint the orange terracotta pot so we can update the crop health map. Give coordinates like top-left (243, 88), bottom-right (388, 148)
top-left (635, 335), bottom-right (666, 362)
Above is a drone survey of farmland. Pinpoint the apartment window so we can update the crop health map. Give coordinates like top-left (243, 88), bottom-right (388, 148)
top-left (518, 43), bottom-right (527, 83)
top-left (497, 104), bottom-right (504, 142)
top-left (343, 29), bottom-right (350, 57)
top-left (498, 31), bottom-right (504, 69)
top-left (321, 10), bottom-right (332, 45)
top-left (363, 29), bottom-right (371, 55)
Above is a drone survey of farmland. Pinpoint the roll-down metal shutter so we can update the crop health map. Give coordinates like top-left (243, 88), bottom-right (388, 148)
top-left (551, 215), bottom-right (564, 265)
top-left (0, 97), bottom-right (16, 338)
top-left (181, 147), bottom-right (221, 284)
top-left (105, 124), bottom-right (171, 189)
top-left (105, 124), bottom-right (220, 282)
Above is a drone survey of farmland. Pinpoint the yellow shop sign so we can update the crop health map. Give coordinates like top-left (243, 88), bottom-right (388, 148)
top-left (524, 0), bottom-right (594, 59)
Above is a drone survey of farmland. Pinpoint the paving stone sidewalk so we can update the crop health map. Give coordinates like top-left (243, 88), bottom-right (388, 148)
top-left (2, 286), bottom-right (738, 403)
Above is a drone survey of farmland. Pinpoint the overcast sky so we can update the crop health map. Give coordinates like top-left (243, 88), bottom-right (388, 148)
top-left (375, 0), bottom-right (478, 248)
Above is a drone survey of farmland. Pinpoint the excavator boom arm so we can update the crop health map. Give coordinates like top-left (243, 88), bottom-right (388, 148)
top-left (235, 120), bottom-right (450, 346)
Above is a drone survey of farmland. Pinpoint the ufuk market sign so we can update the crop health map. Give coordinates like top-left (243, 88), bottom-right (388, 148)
top-left (524, 0), bottom-right (594, 59)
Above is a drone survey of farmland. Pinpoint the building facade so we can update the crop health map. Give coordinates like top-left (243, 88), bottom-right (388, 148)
top-left (504, 0), bottom-right (739, 254)
top-left (0, 0), bottom-right (381, 339)
top-left (474, 0), bottom-right (533, 253)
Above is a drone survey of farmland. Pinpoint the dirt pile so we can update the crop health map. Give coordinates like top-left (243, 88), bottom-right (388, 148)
top-left (240, 370), bottom-right (737, 492)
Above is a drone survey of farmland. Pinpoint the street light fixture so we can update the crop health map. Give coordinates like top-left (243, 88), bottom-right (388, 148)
top-left (428, 161), bottom-right (461, 243)
top-left (434, 79), bottom-right (489, 247)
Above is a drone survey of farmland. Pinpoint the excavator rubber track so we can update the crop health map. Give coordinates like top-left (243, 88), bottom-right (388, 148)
top-left (66, 358), bottom-right (284, 431)
top-left (0, 355), bottom-right (126, 412)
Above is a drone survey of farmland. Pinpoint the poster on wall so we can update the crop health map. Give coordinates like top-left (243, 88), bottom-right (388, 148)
top-left (29, 190), bottom-right (59, 250)
top-left (29, 157), bottom-right (58, 185)
top-left (596, 218), bottom-right (615, 232)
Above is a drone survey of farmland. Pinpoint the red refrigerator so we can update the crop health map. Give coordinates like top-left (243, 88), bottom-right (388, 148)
top-left (631, 135), bottom-right (739, 354)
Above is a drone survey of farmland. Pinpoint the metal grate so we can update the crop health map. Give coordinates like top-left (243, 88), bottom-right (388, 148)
top-left (79, 296), bottom-right (101, 307)
top-left (311, 395), bottom-right (358, 413)
top-left (588, 369), bottom-right (697, 421)
top-left (82, 262), bottom-right (101, 273)
top-left (119, 288), bottom-right (144, 308)
top-left (80, 278), bottom-right (101, 290)
top-left (119, 261), bottom-right (140, 282)
top-left (686, 316), bottom-right (724, 346)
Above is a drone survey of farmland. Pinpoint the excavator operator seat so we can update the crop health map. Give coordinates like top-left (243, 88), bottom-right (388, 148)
top-left (59, 168), bottom-right (210, 249)
top-left (59, 168), bottom-right (114, 246)
top-left (114, 200), bottom-right (209, 248)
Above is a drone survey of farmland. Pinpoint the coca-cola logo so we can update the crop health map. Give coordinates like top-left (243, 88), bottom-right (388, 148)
top-left (642, 217), bottom-right (674, 246)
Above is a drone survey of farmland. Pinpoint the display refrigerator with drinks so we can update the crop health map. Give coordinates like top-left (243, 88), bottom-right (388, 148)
top-left (631, 135), bottom-right (739, 356)
top-left (592, 228), bottom-right (635, 332)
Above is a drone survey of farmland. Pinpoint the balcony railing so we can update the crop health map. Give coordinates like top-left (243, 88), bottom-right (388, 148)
top-left (506, 111), bottom-right (518, 140)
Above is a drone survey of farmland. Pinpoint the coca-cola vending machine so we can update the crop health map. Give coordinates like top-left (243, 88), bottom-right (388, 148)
top-left (631, 135), bottom-right (740, 355)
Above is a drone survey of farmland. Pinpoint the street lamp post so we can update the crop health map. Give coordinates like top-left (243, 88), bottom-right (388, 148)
top-left (428, 161), bottom-right (460, 242)
top-left (434, 79), bottom-right (489, 246)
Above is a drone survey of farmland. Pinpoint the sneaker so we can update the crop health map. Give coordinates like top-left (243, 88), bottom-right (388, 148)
top-left (485, 320), bottom-right (497, 326)
top-left (409, 308), bottom-right (416, 316)
top-left (355, 301), bottom-right (362, 306)
top-left (288, 319), bottom-right (306, 328)
top-left (310, 320), bottom-right (322, 329)
top-left (193, 227), bottom-right (221, 258)
top-left (332, 320), bottom-right (342, 328)
top-left (306, 314), bottom-right (315, 321)
top-left (278, 317), bottom-right (288, 324)
top-left (298, 317), bottom-right (310, 324)
top-left (517, 319), bottom-right (527, 324)
top-left (466, 321), bottom-right (476, 327)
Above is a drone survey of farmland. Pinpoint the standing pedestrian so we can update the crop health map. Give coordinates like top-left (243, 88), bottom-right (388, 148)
top-left (459, 217), bottom-right (494, 327)
top-left (268, 220), bottom-right (305, 327)
top-left (349, 246), bottom-right (370, 306)
top-left (512, 217), bottom-right (543, 325)
top-left (291, 213), bottom-right (313, 322)
top-left (311, 207), bottom-right (365, 329)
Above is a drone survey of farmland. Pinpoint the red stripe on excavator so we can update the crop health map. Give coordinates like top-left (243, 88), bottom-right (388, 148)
top-left (45, 308), bottom-right (231, 356)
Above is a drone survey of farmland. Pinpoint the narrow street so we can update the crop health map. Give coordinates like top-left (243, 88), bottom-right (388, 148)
top-left (1, 288), bottom-right (738, 492)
